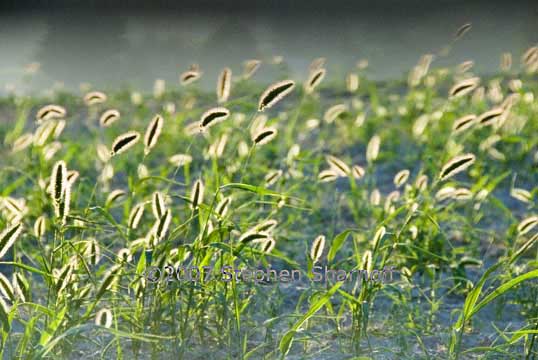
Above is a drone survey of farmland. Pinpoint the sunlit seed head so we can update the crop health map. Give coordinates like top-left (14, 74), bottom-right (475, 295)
top-left (326, 155), bottom-right (350, 177)
top-left (12, 133), bottom-right (34, 153)
top-left (36, 104), bottom-right (66, 123)
top-left (264, 169), bottom-right (283, 187)
top-left (34, 215), bottom-right (46, 238)
top-left (323, 104), bottom-right (348, 124)
top-left (243, 59), bottom-right (261, 79)
top-left (258, 237), bottom-right (275, 254)
top-left (304, 68), bottom-right (326, 94)
top-left (510, 188), bottom-right (532, 204)
top-left (346, 73), bottom-right (360, 92)
top-left (168, 154), bottom-right (193, 167)
top-left (96, 144), bottom-right (111, 163)
top-left (252, 127), bottom-right (278, 146)
top-left (200, 107), bottom-right (230, 131)
top-left (215, 196), bottom-right (233, 219)
top-left (153, 79), bottom-right (166, 98)
top-left (83, 91), bottom-right (107, 106)
top-left (240, 231), bottom-right (270, 244)
top-left (110, 131), bottom-right (140, 156)
top-left (517, 216), bottom-right (538, 235)
top-left (412, 114), bottom-right (429, 138)
top-left (306, 118), bottom-right (320, 130)
top-left (384, 191), bottom-right (400, 212)
top-left (361, 250), bottom-right (372, 272)
top-left (105, 189), bottom-right (127, 207)
top-left (180, 70), bottom-right (202, 85)
top-left (435, 186), bottom-right (456, 201)
top-left (449, 77), bottom-right (480, 98)
top-left (237, 141), bottom-right (250, 158)
top-left (409, 225), bottom-right (418, 240)
top-left (190, 179), bottom-right (205, 210)
top-left (370, 189), bottom-right (381, 206)
top-left (217, 67), bottom-right (232, 103)
top-left (34, 121), bottom-right (56, 147)
top-left (352, 165), bottom-right (365, 180)
top-left (151, 192), bottom-right (166, 219)
top-left (439, 153), bottom-right (475, 181)
top-left (415, 174), bottom-right (428, 192)
top-left (371, 226), bottom-right (386, 250)
top-left (477, 107), bottom-right (505, 127)
top-left (453, 188), bottom-right (473, 201)
top-left (366, 135), bottom-right (381, 163)
top-left (0, 273), bottom-right (14, 301)
top-left (117, 248), bottom-right (133, 263)
top-left (258, 80), bottom-right (295, 112)
top-left (99, 109), bottom-right (120, 128)
top-left (128, 203), bottom-right (145, 230)
top-left (50, 160), bottom-right (67, 204)
top-left (137, 164), bottom-right (149, 179)
top-left (144, 114), bottom-right (164, 155)
top-left (310, 235), bottom-right (326, 263)
top-left (318, 169), bottom-right (338, 183)
top-left (393, 170), bottom-right (410, 188)
top-left (42, 142), bottom-right (62, 161)
top-left (452, 114), bottom-right (477, 134)
top-left (95, 308), bottom-right (113, 328)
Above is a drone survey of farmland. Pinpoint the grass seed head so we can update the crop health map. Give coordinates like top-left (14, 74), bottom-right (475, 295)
top-left (95, 308), bottom-right (113, 328)
top-left (36, 104), bottom-right (66, 122)
top-left (511, 188), bottom-right (532, 203)
top-left (152, 192), bottom-right (166, 219)
top-left (258, 80), bottom-right (295, 112)
top-left (200, 107), bottom-right (230, 130)
top-left (190, 179), bottom-right (205, 210)
top-left (217, 67), bottom-right (232, 103)
top-left (128, 203), bottom-right (145, 230)
top-left (366, 135), bottom-right (381, 163)
top-left (310, 235), bottom-right (326, 263)
top-left (180, 70), bottom-right (202, 85)
top-left (0, 273), bottom-right (14, 301)
top-left (449, 77), bottom-right (480, 98)
top-left (439, 153), bottom-right (476, 181)
top-left (168, 154), bottom-right (193, 167)
top-left (34, 215), bottom-right (46, 238)
top-left (99, 109), bottom-right (120, 127)
top-left (394, 170), bottom-right (410, 188)
top-left (110, 131), bottom-right (141, 156)
top-left (517, 216), bottom-right (538, 235)
top-left (243, 59), bottom-right (261, 79)
top-left (144, 114), bottom-right (164, 155)
top-left (452, 114), bottom-right (477, 134)
top-left (83, 91), bottom-right (107, 106)
top-left (50, 160), bottom-right (67, 204)
top-left (304, 68), bottom-right (326, 94)
top-left (252, 127), bottom-right (278, 146)
top-left (318, 169), bottom-right (338, 183)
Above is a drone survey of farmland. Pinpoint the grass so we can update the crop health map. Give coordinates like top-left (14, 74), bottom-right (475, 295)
top-left (0, 56), bottom-right (537, 359)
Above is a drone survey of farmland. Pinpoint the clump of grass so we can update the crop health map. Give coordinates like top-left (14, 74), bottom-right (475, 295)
top-left (0, 43), bottom-right (537, 360)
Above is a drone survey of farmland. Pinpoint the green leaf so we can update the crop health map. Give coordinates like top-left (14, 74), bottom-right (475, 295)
top-left (39, 307), bottom-right (66, 346)
top-left (327, 229), bottom-right (352, 263)
top-left (279, 282), bottom-right (342, 357)
top-left (220, 183), bottom-right (285, 198)
top-left (470, 269), bottom-right (538, 318)
top-left (459, 262), bottom-right (503, 327)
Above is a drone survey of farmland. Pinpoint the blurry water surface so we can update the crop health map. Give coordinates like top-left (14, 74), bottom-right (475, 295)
top-left (0, 3), bottom-right (537, 95)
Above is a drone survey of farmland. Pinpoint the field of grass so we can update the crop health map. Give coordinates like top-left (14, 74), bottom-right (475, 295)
top-left (0, 50), bottom-right (538, 359)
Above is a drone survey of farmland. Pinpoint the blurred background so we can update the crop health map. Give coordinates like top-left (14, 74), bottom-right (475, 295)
top-left (1, 0), bottom-right (537, 95)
